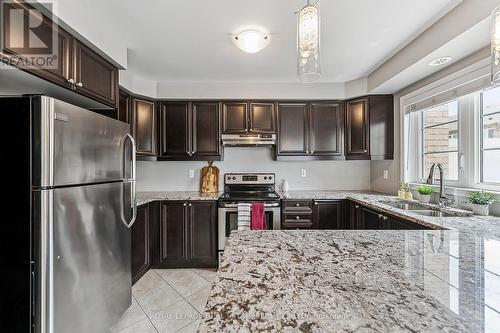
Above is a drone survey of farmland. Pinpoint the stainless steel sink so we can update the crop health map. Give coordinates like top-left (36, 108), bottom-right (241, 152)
top-left (409, 210), bottom-right (456, 218)
top-left (379, 201), bottom-right (427, 210)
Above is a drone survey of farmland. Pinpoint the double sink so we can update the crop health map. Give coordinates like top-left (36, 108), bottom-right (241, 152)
top-left (379, 201), bottom-right (459, 218)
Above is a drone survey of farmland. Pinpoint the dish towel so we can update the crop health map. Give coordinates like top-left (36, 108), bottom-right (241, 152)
top-left (237, 203), bottom-right (251, 231)
top-left (251, 202), bottom-right (267, 230)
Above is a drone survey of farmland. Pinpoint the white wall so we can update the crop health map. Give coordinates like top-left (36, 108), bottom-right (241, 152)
top-left (120, 70), bottom-right (157, 98)
top-left (137, 147), bottom-right (371, 192)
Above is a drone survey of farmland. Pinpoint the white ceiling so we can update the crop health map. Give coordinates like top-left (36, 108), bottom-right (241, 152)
top-left (106, 0), bottom-right (459, 83)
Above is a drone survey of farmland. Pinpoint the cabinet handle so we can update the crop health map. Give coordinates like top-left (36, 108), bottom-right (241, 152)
top-left (76, 82), bottom-right (84, 88)
top-left (363, 149), bottom-right (368, 153)
top-left (189, 203), bottom-right (192, 207)
top-left (296, 203), bottom-right (300, 207)
top-left (296, 216), bottom-right (300, 219)
top-left (314, 202), bottom-right (318, 205)
top-left (382, 216), bottom-right (388, 221)
top-left (67, 78), bottom-right (75, 84)
top-left (310, 150), bottom-right (315, 154)
top-left (183, 203), bottom-right (187, 207)
top-left (355, 205), bottom-right (359, 209)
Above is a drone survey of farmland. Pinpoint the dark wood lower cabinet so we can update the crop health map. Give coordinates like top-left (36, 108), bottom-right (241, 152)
top-left (313, 200), bottom-right (343, 229)
top-left (131, 204), bottom-right (150, 284)
top-left (157, 201), bottom-right (218, 268)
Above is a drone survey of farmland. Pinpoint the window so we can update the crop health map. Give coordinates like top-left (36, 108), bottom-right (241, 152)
top-left (481, 87), bottom-right (500, 184)
top-left (420, 100), bottom-right (459, 181)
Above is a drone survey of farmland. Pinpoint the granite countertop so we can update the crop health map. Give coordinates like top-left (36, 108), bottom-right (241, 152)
top-left (199, 229), bottom-right (500, 332)
top-left (137, 190), bottom-right (500, 236)
top-left (136, 191), bottom-right (221, 205)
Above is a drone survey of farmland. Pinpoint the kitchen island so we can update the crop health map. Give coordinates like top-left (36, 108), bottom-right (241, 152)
top-left (198, 230), bottom-right (498, 332)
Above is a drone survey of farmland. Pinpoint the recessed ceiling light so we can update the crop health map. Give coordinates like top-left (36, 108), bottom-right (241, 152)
top-left (429, 56), bottom-right (452, 66)
top-left (233, 30), bottom-right (270, 53)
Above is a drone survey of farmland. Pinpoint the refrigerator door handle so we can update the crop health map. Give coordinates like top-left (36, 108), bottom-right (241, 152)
top-left (121, 134), bottom-right (137, 228)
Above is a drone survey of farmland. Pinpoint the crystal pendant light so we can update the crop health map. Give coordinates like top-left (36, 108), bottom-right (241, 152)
top-left (492, 6), bottom-right (500, 85)
top-left (297, 1), bottom-right (321, 82)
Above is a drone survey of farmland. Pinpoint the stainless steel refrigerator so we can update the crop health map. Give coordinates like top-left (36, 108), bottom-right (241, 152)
top-left (1, 96), bottom-right (137, 333)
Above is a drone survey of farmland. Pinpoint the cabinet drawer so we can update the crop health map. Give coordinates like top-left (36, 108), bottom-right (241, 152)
top-left (283, 200), bottom-right (313, 211)
top-left (283, 221), bottom-right (314, 229)
top-left (284, 213), bottom-right (312, 222)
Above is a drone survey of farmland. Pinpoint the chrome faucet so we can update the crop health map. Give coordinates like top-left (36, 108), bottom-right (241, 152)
top-left (426, 163), bottom-right (455, 207)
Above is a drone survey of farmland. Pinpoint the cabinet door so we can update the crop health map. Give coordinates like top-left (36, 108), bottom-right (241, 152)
top-left (132, 99), bottom-right (156, 156)
top-left (159, 201), bottom-right (189, 267)
top-left (249, 102), bottom-right (275, 133)
top-left (369, 95), bottom-right (394, 160)
top-left (159, 102), bottom-right (190, 158)
top-left (222, 102), bottom-right (248, 134)
top-left (188, 201), bottom-right (217, 267)
top-left (131, 205), bottom-right (149, 284)
top-left (277, 103), bottom-right (309, 155)
top-left (346, 98), bottom-right (369, 159)
top-left (73, 40), bottom-right (118, 107)
top-left (1, 1), bottom-right (73, 88)
top-left (360, 207), bottom-right (381, 230)
top-left (192, 102), bottom-right (221, 159)
top-left (313, 200), bottom-right (342, 229)
top-left (309, 103), bottom-right (343, 156)
top-left (118, 90), bottom-right (131, 124)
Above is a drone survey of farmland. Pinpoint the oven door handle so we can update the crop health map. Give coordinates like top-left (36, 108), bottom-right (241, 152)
top-left (218, 202), bottom-right (281, 208)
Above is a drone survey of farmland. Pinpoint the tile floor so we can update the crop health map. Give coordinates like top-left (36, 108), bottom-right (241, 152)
top-left (109, 268), bottom-right (216, 333)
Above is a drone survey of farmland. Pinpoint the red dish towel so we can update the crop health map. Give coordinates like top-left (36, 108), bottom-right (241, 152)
top-left (251, 202), bottom-right (267, 230)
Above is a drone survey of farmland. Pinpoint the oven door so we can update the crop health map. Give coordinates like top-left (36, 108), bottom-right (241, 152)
top-left (218, 203), bottom-right (280, 252)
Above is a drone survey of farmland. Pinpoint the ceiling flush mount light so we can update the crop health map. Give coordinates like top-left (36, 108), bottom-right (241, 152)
top-left (491, 6), bottom-right (500, 85)
top-left (297, 0), bottom-right (321, 82)
top-left (233, 30), bottom-right (270, 53)
top-left (428, 57), bottom-right (452, 67)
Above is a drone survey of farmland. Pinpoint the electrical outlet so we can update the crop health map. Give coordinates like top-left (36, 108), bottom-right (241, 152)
top-left (383, 170), bottom-right (389, 180)
top-left (300, 169), bottom-right (307, 178)
top-left (188, 170), bottom-right (195, 178)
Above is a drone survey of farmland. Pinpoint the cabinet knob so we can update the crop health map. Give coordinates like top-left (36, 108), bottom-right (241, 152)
top-left (310, 150), bottom-right (315, 154)
top-left (314, 202), bottom-right (318, 205)
top-left (67, 78), bottom-right (75, 84)
top-left (295, 203), bottom-right (300, 207)
top-left (378, 214), bottom-right (383, 219)
top-left (189, 203), bottom-right (192, 207)
top-left (355, 205), bottom-right (359, 209)
top-left (76, 82), bottom-right (84, 88)
top-left (296, 216), bottom-right (300, 219)
top-left (363, 149), bottom-right (368, 153)
top-left (382, 216), bottom-right (388, 221)
top-left (183, 203), bottom-right (187, 207)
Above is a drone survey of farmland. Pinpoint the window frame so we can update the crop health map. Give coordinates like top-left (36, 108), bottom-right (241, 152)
top-left (418, 100), bottom-right (460, 182)
top-left (479, 90), bottom-right (500, 185)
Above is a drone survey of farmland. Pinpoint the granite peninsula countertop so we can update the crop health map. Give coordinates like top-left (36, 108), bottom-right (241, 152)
top-left (199, 230), bottom-right (500, 332)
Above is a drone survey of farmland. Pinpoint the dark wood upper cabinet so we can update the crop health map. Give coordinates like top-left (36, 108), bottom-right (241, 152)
top-left (158, 101), bottom-right (222, 161)
top-left (159, 102), bottom-right (190, 158)
top-left (118, 90), bottom-right (131, 124)
top-left (131, 204), bottom-right (150, 284)
top-left (369, 95), bottom-right (394, 160)
top-left (192, 102), bottom-right (221, 158)
top-left (276, 103), bottom-right (309, 155)
top-left (159, 201), bottom-right (189, 267)
top-left (309, 103), bottom-right (343, 156)
top-left (73, 40), bottom-right (118, 108)
top-left (346, 95), bottom-right (394, 160)
top-left (222, 102), bottom-right (248, 134)
top-left (1, 1), bottom-right (73, 88)
top-left (249, 102), bottom-right (275, 133)
top-left (132, 98), bottom-right (156, 156)
top-left (313, 200), bottom-right (343, 230)
top-left (188, 201), bottom-right (218, 266)
top-left (346, 98), bottom-right (369, 159)
top-left (1, 1), bottom-right (119, 109)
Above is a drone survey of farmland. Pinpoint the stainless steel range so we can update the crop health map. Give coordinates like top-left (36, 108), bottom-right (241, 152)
top-left (218, 173), bottom-right (281, 262)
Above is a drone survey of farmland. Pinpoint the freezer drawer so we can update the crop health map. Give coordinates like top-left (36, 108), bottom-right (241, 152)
top-left (35, 182), bottom-right (133, 333)
top-left (33, 96), bottom-right (131, 188)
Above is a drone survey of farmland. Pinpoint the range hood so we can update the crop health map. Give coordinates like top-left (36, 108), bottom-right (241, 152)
top-left (222, 134), bottom-right (276, 146)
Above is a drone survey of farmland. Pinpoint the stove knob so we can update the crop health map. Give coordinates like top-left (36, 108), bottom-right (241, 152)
top-left (232, 176), bottom-right (236, 180)
top-left (269, 176), bottom-right (272, 180)
top-left (227, 176), bottom-right (231, 180)
top-left (264, 176), bottom-right (267, 180)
